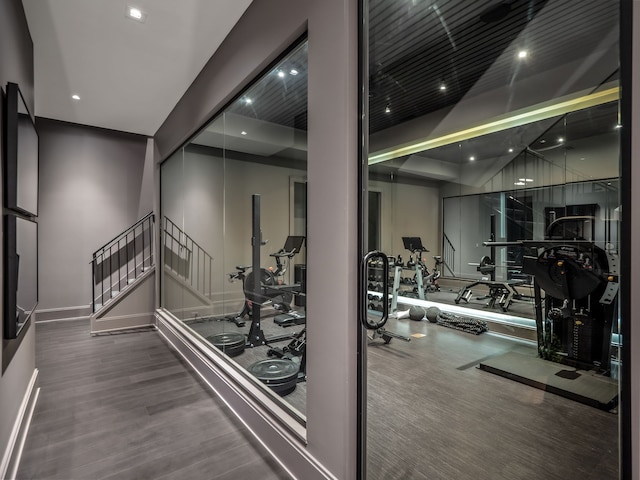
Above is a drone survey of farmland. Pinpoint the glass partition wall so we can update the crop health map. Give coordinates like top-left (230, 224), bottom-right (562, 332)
top-left (160, 40), bottom-right (308, 419)
top-left (363, 1), bottom-right (621, 479)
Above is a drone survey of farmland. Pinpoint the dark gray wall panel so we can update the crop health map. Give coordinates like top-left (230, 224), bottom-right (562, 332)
top-left (0, 0), bottom-right (36, 471)
top-left (36, 119), bottom-right (148, 312)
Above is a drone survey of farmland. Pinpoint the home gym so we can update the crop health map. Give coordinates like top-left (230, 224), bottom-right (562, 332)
top-left (158, 1), bottom-right (622, 477)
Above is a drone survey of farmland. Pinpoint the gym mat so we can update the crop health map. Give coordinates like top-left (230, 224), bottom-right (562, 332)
top-left (479, 351), bottom-right (618, 411)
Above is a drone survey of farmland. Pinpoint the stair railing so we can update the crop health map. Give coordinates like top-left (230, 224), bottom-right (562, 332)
top-left (442, 233), bottom-right (456, 277)
top-left (91, 212), bottom-right (155, 313)
top-left (162, 216), bottom-right (213, 301)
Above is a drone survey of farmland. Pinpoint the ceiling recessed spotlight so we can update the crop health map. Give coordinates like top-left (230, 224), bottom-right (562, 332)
top-left (71, 94), bottom-right (81, 100)
top-left (241, 131), bottom-right (247, 136)
top-left (525, 178), bottom-right (534, 182)
top-left (277, 71), bottom-right (285, 78)
top-left (469, 156), bottom-right (476, 161)
top-left (439, 84), bottom-right (447, 91)
top-left (518, 50), bottom-right (528, 59)
top-left (126, 6), bottom-right (147, 22)
top-left (557, 137), bottom-right (564, 143)
top-left (514, 181), bottom-right (526, 186)
top-left (289, 69), bottom-right (299, 76)
top-left (245, 98), bottom-right (252, 104)
top-left (508, 148), bottom-right (514, 153)
top-left (615, 124), bottom-right (622, 129)
top-left (539, 139), bottom-right (546, 144)
top-left (385, 105), bottom-right (391, 114)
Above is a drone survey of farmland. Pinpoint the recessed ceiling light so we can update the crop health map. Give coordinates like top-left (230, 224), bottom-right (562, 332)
top-left (557, 137), bottom-right (564, 143)
top-left (508, 148), bottom-right (514, 153)
top-left (518, 50), bottom-right (528, 59)
top-left (71, 94), bottom-right (81, 100)
top-left (245, 98), bottom-right (252, 104)
top-left (469, 156), bottom-right (475, 161)
top-left (277, 71), bottom-right (285, 78)
top-left (615, 124), bottom-right (622, 129)
top-left (385, 105), bottom-right (391, 114)
top-left (126, 6), bottom-right (147, 22)
top-left (525, 178), bottom-right (534, 182)
top-left (289, 69), bottom-right (299, 76)
top-left (514, 181), bottom-right (526, 186)
top-left (241, 131), bottom-right (247, 135)
top-left (539, 139), bottom-right (546, 144)
top-left (439, 84), bottom-right (447, 91)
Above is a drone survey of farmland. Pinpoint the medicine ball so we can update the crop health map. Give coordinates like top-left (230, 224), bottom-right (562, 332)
top-left (425, 306), bottom-right (440, 323)
top-left (408, 305), bottom-right (425, 321)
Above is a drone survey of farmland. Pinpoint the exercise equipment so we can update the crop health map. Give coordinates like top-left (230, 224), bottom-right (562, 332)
top-left (206, 332), bottom-right (246, 357)
top-left (425, 306), bottom-right (440, 323)
top-left (402, 237), bottom-right (441, 292)
top-left (437, 311), bottom-right (488, 335)
top-left (485, 216), bottom-right (619, 373)
top-left (248, 358), bottom-right (299, 395)
top-left (408, 305), bottom-right (425, 321)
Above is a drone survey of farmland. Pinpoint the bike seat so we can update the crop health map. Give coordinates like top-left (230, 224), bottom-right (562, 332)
top-left (235, 265), bottom-right (250, 272)
top-left (433, 256), bottom-right (442, 261)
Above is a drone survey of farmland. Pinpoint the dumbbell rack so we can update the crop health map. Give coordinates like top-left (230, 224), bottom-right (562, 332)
top-left (389, 264), bottom-right (426, 313)
top-left (366, 263), bottom-right (391, 313)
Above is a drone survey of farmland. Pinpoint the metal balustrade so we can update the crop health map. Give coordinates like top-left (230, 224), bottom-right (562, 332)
top-left (162, 216), bottom-right (213, 301)
top-left (443, 233), bottom-right (456, 277)
top-left (91, 212), bottom-right (155, 313)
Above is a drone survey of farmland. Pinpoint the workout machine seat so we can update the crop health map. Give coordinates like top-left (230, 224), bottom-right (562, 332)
top-left (274, 311), bottom-right (306, 327)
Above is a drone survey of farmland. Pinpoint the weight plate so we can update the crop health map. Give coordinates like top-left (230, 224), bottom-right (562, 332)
top-left (206, 332), bottom-right (246, 357)
top-left (248, 359), bottom-right (298, 395)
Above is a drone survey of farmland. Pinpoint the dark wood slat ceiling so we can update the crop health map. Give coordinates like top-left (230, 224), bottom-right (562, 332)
top-left (223, 1), bottom-right (618, 140)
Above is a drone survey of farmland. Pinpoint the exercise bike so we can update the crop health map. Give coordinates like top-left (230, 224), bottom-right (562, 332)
top-left (402, 237), bottom-right (441, 293)
top-left (228, 235), bottom-right (306, 328)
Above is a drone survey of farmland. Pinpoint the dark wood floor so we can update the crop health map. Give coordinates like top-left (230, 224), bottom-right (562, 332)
top-left (366, 316), bottom-right (619, 480)
top-left (17, 320), bottom-right (291, 480)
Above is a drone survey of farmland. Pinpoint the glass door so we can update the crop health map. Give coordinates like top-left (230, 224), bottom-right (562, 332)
top-left (360, 1), bottom-right (622, 479)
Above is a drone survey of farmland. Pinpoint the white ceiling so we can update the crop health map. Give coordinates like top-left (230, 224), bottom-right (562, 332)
top-left (21, 0), bottom-right (253, 136)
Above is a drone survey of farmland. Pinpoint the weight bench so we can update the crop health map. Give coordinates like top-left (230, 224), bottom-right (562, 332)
top-left (454, 279), bottom-right (525, 312)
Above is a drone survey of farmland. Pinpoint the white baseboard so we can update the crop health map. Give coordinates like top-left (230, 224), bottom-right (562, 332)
top-left (1, 369), bottom-right (39, 480)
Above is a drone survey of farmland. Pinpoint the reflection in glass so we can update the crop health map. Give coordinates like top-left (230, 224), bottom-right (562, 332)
top-left (160, 40), bottom-right (308, 419)
top-left (365, 1), bottom-right (620, 479)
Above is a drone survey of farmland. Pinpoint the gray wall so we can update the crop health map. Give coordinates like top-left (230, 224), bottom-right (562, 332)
top-left (0, 0), bottom-right (37, 468)
top-left (36, 119), bottom-right (149, 316)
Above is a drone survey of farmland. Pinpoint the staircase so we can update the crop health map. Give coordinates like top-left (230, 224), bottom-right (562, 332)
top-left (90, 213), bottom-right (155, 333)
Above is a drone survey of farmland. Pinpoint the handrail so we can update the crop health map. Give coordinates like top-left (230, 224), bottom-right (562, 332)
top-left (162, 216), bottom-right (213, 301)
top-left (91, 212), bottom-right (155, 313)
top-left (92, 211), bottom-right (155, 257)
top-left (442, 233), bottom-right (456, 277)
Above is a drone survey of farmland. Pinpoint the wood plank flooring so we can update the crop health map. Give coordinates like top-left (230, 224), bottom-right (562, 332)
top-left (17, 320), bottom-right (291, 480)
top-left (366, 316), bottom-right (619, 480)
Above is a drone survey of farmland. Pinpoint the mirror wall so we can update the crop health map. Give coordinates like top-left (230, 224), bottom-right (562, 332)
top-left (160, 39), bottom-right (308, 420)
top-left (364, 1), bottom-right (621, 478)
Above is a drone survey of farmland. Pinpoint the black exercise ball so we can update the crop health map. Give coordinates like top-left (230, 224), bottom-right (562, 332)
top-left (408, 305), bottom-right (426, 321)
top-left (425, 306), bottom-right (440, 323)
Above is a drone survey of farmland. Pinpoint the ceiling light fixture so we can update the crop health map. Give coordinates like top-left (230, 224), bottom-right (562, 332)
top-left (241, 131), bottom-right (247, 136)
top-left (519, 178), bottom-right (534, 182)
top-left (71, 94), bottom-right (81, 100)
top-left (277, 71), bottom-right (285, 78)
top-left (514, 181), bottom-right (526, 186)
top-left (126, 6), bottom-right (147, 22)
top-left (439, 84), bottom-right (447, 91)
top-left (368, 85), bottom-right (619, 164)
top-left (245, 98), bottom-right (252, 104)
top-left (508, 148), bottom-right (514, 153)
top-left (469, 156), bottom-right (476, 161)
top-left (289, 69), bottom-right (299, 76)
top-left (385, 105), bottom-right (391, 114)
top-left (557, 137), bottom-right (564, 143)
top-left (518, 50), bottom-right (528, 59)
top-left (615, 124), bottom-right (622, 129)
